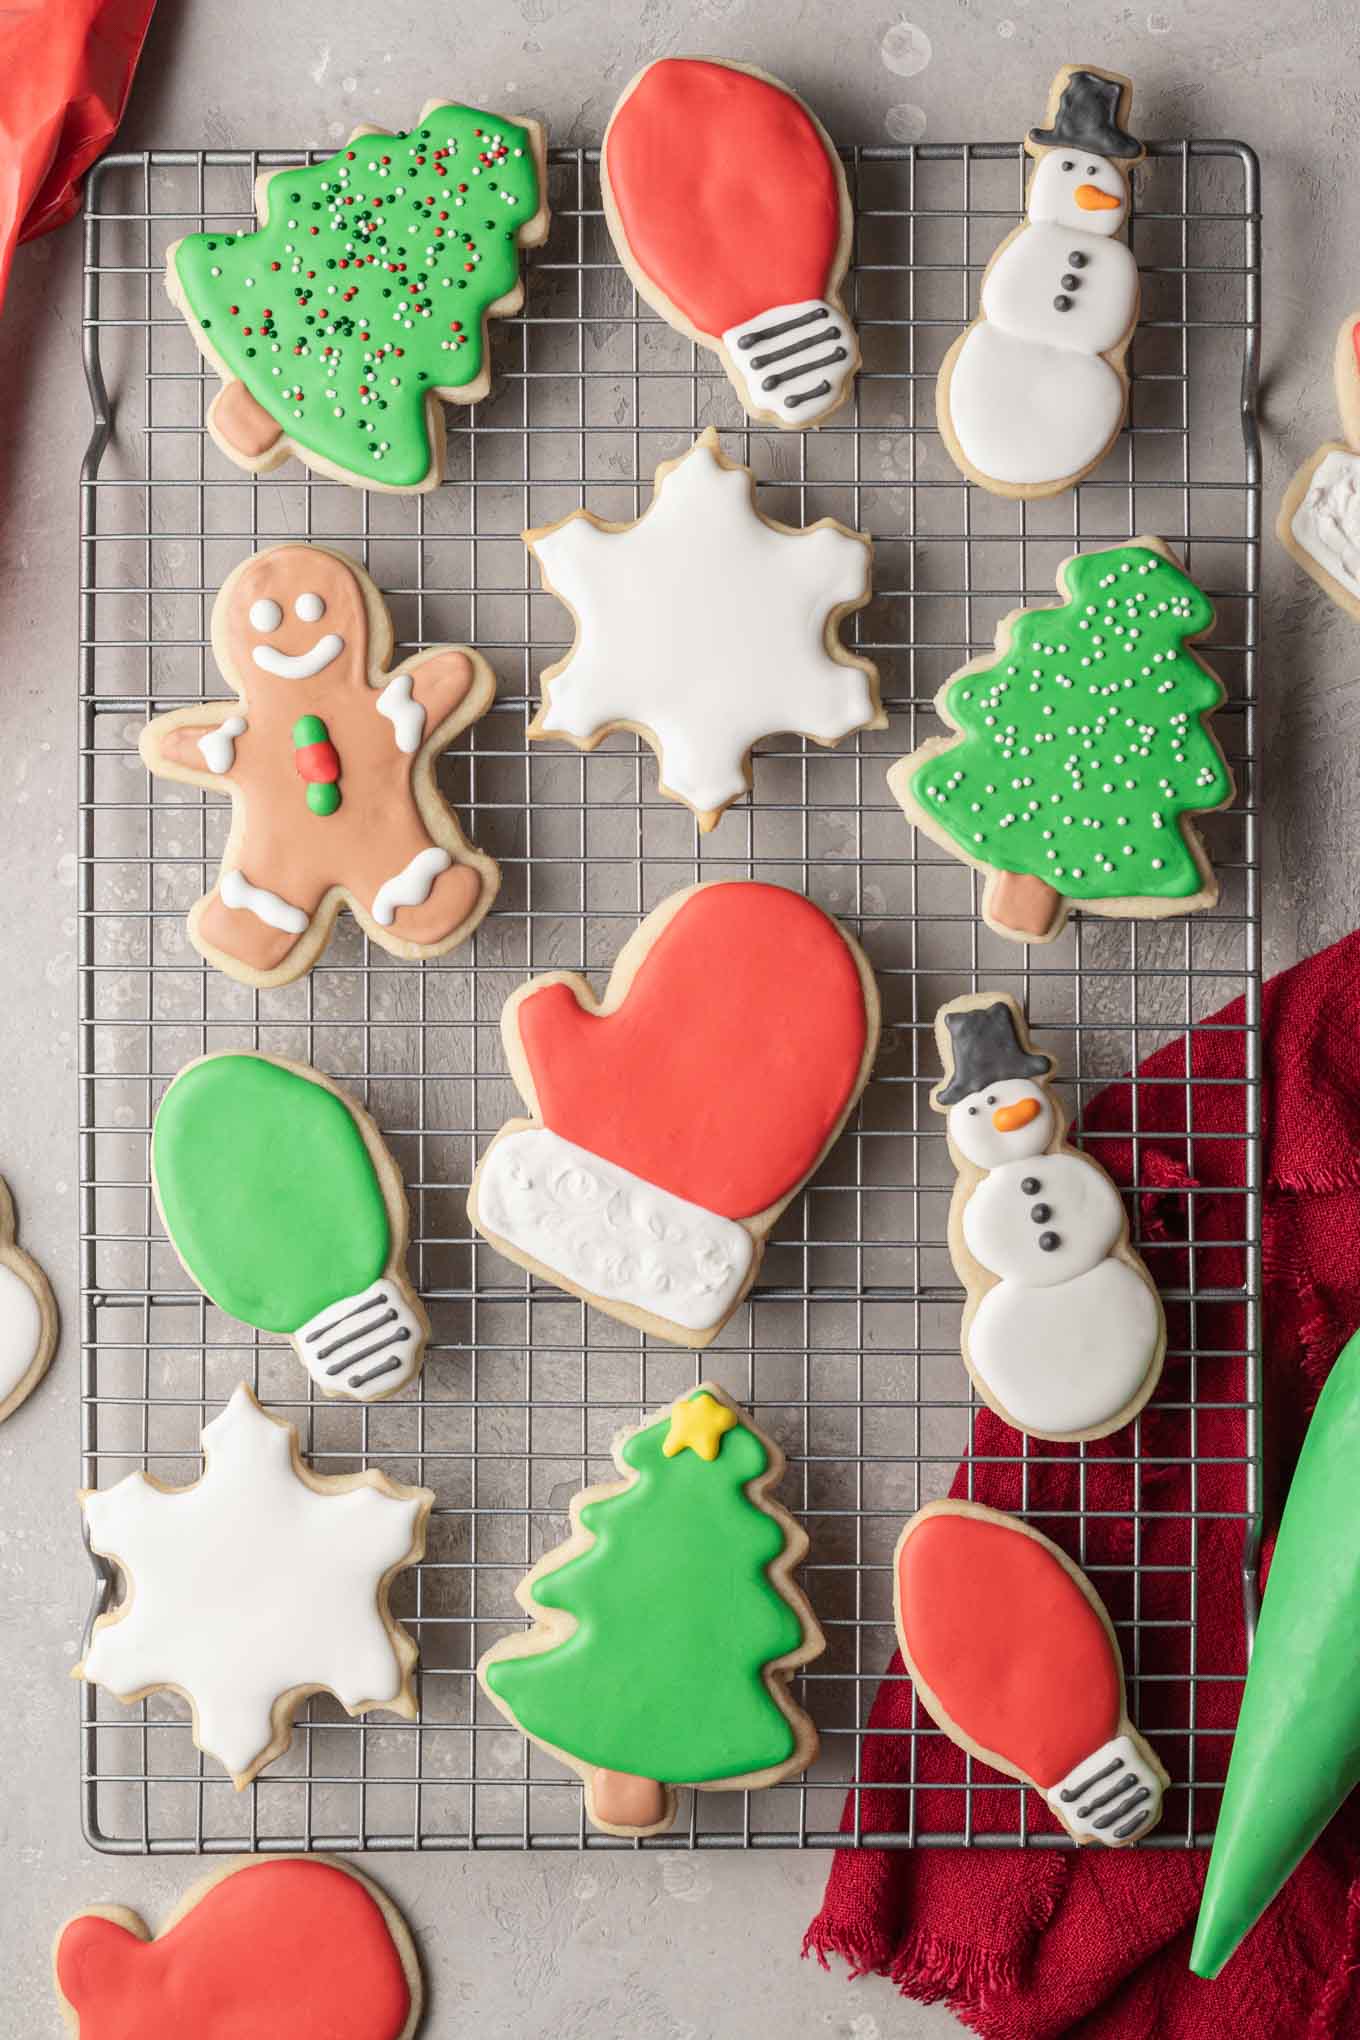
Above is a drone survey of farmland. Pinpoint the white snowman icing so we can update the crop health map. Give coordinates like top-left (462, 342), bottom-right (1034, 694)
top-left (941, 1004), bottom-right (1161, 1439)
top-left (1291, 449), bottom-right (1360, 602)
top-left (946, 76), bottom-right (1140, 489)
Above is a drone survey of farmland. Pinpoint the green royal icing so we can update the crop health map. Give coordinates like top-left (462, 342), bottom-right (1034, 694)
top-left (1191, 1326), bottom-right (1360, 1978)
top-left (174, 107), bottom-right (541, 487)
top-left (487, 1397), bottom-right (804, 1783)
top-left (152, 1054), bottom-right (390, 1336)
top-left (911, 546), bottom-right (1230, 902)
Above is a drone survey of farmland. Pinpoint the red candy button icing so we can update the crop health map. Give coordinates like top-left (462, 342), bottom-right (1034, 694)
top-left (604, 57), bottom-right (843, 339)
top-left (516, 882), bottom-right (869, 1219)
top-left (55, 1859), bottom-right (412, 2040)
top-left (897, 1512), bottom-right (1121, 1788)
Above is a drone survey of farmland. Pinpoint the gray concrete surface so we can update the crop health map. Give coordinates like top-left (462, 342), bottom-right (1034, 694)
top-left (0, 0), bottom-right (1351, 2031)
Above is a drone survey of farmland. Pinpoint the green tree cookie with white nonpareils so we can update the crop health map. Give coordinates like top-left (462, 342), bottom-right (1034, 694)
top-left (167, 103), bottom-right (549, 491)
top-left (889, 541), bottom-right (1234, 943)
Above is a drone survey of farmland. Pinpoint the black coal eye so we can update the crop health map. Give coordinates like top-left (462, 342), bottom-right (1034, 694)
top-left (1087, 164), bottom-right (1099, 176)
top-left (967, 1106), bottom-right (978, 1116)
top-left (1062, 158), bottom-right (1075, 171)
top-left (986, 1095), bottom-right (996, 1105)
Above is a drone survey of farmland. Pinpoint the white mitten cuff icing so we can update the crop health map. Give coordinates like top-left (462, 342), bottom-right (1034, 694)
top-left (477, 1126), bottom-right (754, 1332)
top-left (721, 299), bottom-right (858, 425)
top-left (294, 1278), bottom-right (423, 1399)
top-left (1046, 1731), bottom-right (1163, 1844)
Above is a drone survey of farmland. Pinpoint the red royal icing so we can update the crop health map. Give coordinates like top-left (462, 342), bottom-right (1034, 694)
top-left (605, 58), bottom-right (843, 339)
top-left (55, 1860), bottom-right (412, 2040)
top-left (897, 1512), bottom-right (1121, 1788)
top-left (516, 882), bottom-right (869, 1220)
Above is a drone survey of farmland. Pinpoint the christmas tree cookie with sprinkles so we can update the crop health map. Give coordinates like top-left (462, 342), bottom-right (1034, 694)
top-left (888, 540), bottom-right (1234, 943)
top-left (166, 103), bottom-right (548, 491)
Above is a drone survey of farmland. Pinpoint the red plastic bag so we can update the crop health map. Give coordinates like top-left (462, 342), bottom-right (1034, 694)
top-left (0, 0), bottom-right (155, 313)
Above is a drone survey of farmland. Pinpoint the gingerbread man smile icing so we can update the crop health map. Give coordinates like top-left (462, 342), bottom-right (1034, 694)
top-left (139, 544), bottom-right (499, 987)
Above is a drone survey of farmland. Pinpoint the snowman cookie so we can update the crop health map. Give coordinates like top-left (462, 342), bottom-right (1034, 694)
top-left (938, 66), bottom-right (1144, 497)
top-left (602, 57), bottom-right (859, 429)
top-left (140, 544), bottom-right (498, 988)
top-left (1279, 310), bottom-right (1360, 619)
top-left (469, 881), bottom-right (880, 1346)
top-left (77, 1385), bottom-right (432, 1787)
top-left (166, 103), bottom-right (549, 492)
top-left (932, 993), bottom-right (1164, 1441)
top-left (896, 1502), bottom-right (1167, 1845)
top-left (0, 1175), bottom-right (56, 1425)
top-left (53, 1856), bottom-right (423, 2039)
top-left (526, 429), bottom-right (883, 830)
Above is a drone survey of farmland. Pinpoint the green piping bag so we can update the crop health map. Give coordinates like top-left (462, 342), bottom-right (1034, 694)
top-left (1190, 1325), bottom-right (1360, 1978)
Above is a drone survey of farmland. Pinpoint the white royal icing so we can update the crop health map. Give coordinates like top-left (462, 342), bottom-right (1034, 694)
top-left (947, 147), bottom-right (1137, 487)
top-left (0, 1261), bottom-right (42, 1407)
top-left (219, 868), bottom-right (310, 936)
top-left (1291, 448), bottom-right (1360, 602)
top-left (962, 1151), bottom-right (1124, 1287)
top-left (294, 591), bottom-right (326, 622)
top-left (968, 1258), bottom-right (1160, 1435)
top-left (196, 714), bottom-right (247, 774)
top-left (376, 671), bottom-right (427, 754)
top-left (369, 845), bottom-right (451, 928)
top-left (532, 436), bottom-right (876, 817)
top-left (249, 598), bottom-right (283, 632)
top-left (1046, 1731), bottom-right (1163, 1845)
top-left (79, 1385), bottom-right (425, 1782)
top-left (252, 633), bottom-right (345, 680)
top-left (293, 1277), bottom-right (423, 1400)
top-left (947, 1078), bottom-right (1055, 1174)
top-left (476, 1126), bottom-right (755, 1333)
top-left (720, 298), bottom-right (859, 427)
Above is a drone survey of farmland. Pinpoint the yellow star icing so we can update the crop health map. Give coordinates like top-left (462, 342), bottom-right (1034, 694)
top-left (662, 1391), bottom-right (737, 1462)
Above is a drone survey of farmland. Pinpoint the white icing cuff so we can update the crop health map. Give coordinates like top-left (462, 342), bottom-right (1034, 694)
top-left (721, 299), bottom-right (857, 426)
top-left (293, 1278), bottom-right (422, 1399)
top-left (1046, 1732), bottom-right (1162, 1844)
top-left (476, 1126), bottom-right (755, 1333)
top-left (220, 867), bottom-right (309, 935)
top-left (371, 846), bottom-right (451, 928)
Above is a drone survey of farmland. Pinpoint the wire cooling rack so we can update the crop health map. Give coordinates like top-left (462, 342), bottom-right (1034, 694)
top-left (78, 137), bottom-right (1261, 1853)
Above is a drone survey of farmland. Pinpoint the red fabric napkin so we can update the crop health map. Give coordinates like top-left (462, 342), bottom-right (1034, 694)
top-left (806, 926), bottom-right (1360, 2038)
top-left (0, 0), bottom-right (155, 314)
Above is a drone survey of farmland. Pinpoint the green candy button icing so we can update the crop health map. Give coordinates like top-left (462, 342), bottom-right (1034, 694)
top-left (486, 1396), bottom-right (803, 1784)
top-left (173, 107), bottom-right (541, 487)
top-left (152, 1054), bottom-right (390, 1335)
top-left (912, 545), bottom-right (1230, 904)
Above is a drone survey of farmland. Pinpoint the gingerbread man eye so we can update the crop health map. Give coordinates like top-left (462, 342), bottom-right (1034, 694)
top-left (249, 598), bottom-right (283, 633)
top-left (294, 592), bottom-right (325, 623)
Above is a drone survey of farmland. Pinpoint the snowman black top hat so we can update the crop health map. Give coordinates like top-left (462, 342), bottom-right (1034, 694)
top-left (1028, 70), bottom-right (1141, 161)
top-left (936, 998), bottom-right (1054, 1105)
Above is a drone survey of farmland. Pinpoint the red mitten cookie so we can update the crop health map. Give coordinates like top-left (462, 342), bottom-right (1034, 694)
top-left (140, 543), bottom-right (498, 988)
top-left (468, 881), bottom-right (879, 1346)
top-left (53, 1856), bottom-right (422, 2038)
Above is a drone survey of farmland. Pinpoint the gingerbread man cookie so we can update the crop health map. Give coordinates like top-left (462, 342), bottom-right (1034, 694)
top-left (140, 544), bottom-right (498, 987)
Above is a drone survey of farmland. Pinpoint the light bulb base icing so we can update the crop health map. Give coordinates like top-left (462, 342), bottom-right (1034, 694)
top-left (1046, 1731), bottom-right (1162, 1844)
top-left (721, 299), bottom-right (859, 426)
top-left (294, 1278), bottom-right (424, 1400)
top-left (475, 1126), bottom-right (754, 1334)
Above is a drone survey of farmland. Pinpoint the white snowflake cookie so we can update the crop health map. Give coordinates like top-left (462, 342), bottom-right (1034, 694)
top-left (525, 429), bottom-right (883, 829)
top-left (77, 1386), bottom-right (433, 1786)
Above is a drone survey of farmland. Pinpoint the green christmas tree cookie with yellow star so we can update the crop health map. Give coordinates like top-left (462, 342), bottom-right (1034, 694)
top-left (477, 1384), bottom-right (824, 1835)
top-left (167, 102), bottom-right (549, 492)
top-left (888, 539), bottom-right (1235, 943)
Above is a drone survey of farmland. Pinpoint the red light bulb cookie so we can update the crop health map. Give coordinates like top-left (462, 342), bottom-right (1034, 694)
top-left (140, 544), bottom-right (498, 989)
top-left (896, 1501), bottom-right (1167, 1845)
top-left (468, 881), bottom-right (880, 1346)
top-left (603, 57), bottom-right (859, 429)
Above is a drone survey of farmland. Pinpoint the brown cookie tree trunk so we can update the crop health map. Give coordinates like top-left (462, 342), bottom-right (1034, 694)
top-left (989, 870), bottom-right (1063, 939)
top-left (591, 1768), bottom-right (667, 1830)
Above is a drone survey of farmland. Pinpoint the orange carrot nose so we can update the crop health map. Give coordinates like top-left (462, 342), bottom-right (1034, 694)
top-left (993, 1097), bottom-right (1042, 1132)
top-left (1075, 183), bottom-right (1120, 211)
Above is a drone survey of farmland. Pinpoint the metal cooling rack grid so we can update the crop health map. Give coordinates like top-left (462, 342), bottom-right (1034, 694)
top-left (77, 138), bottom-right (1261, 1852)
